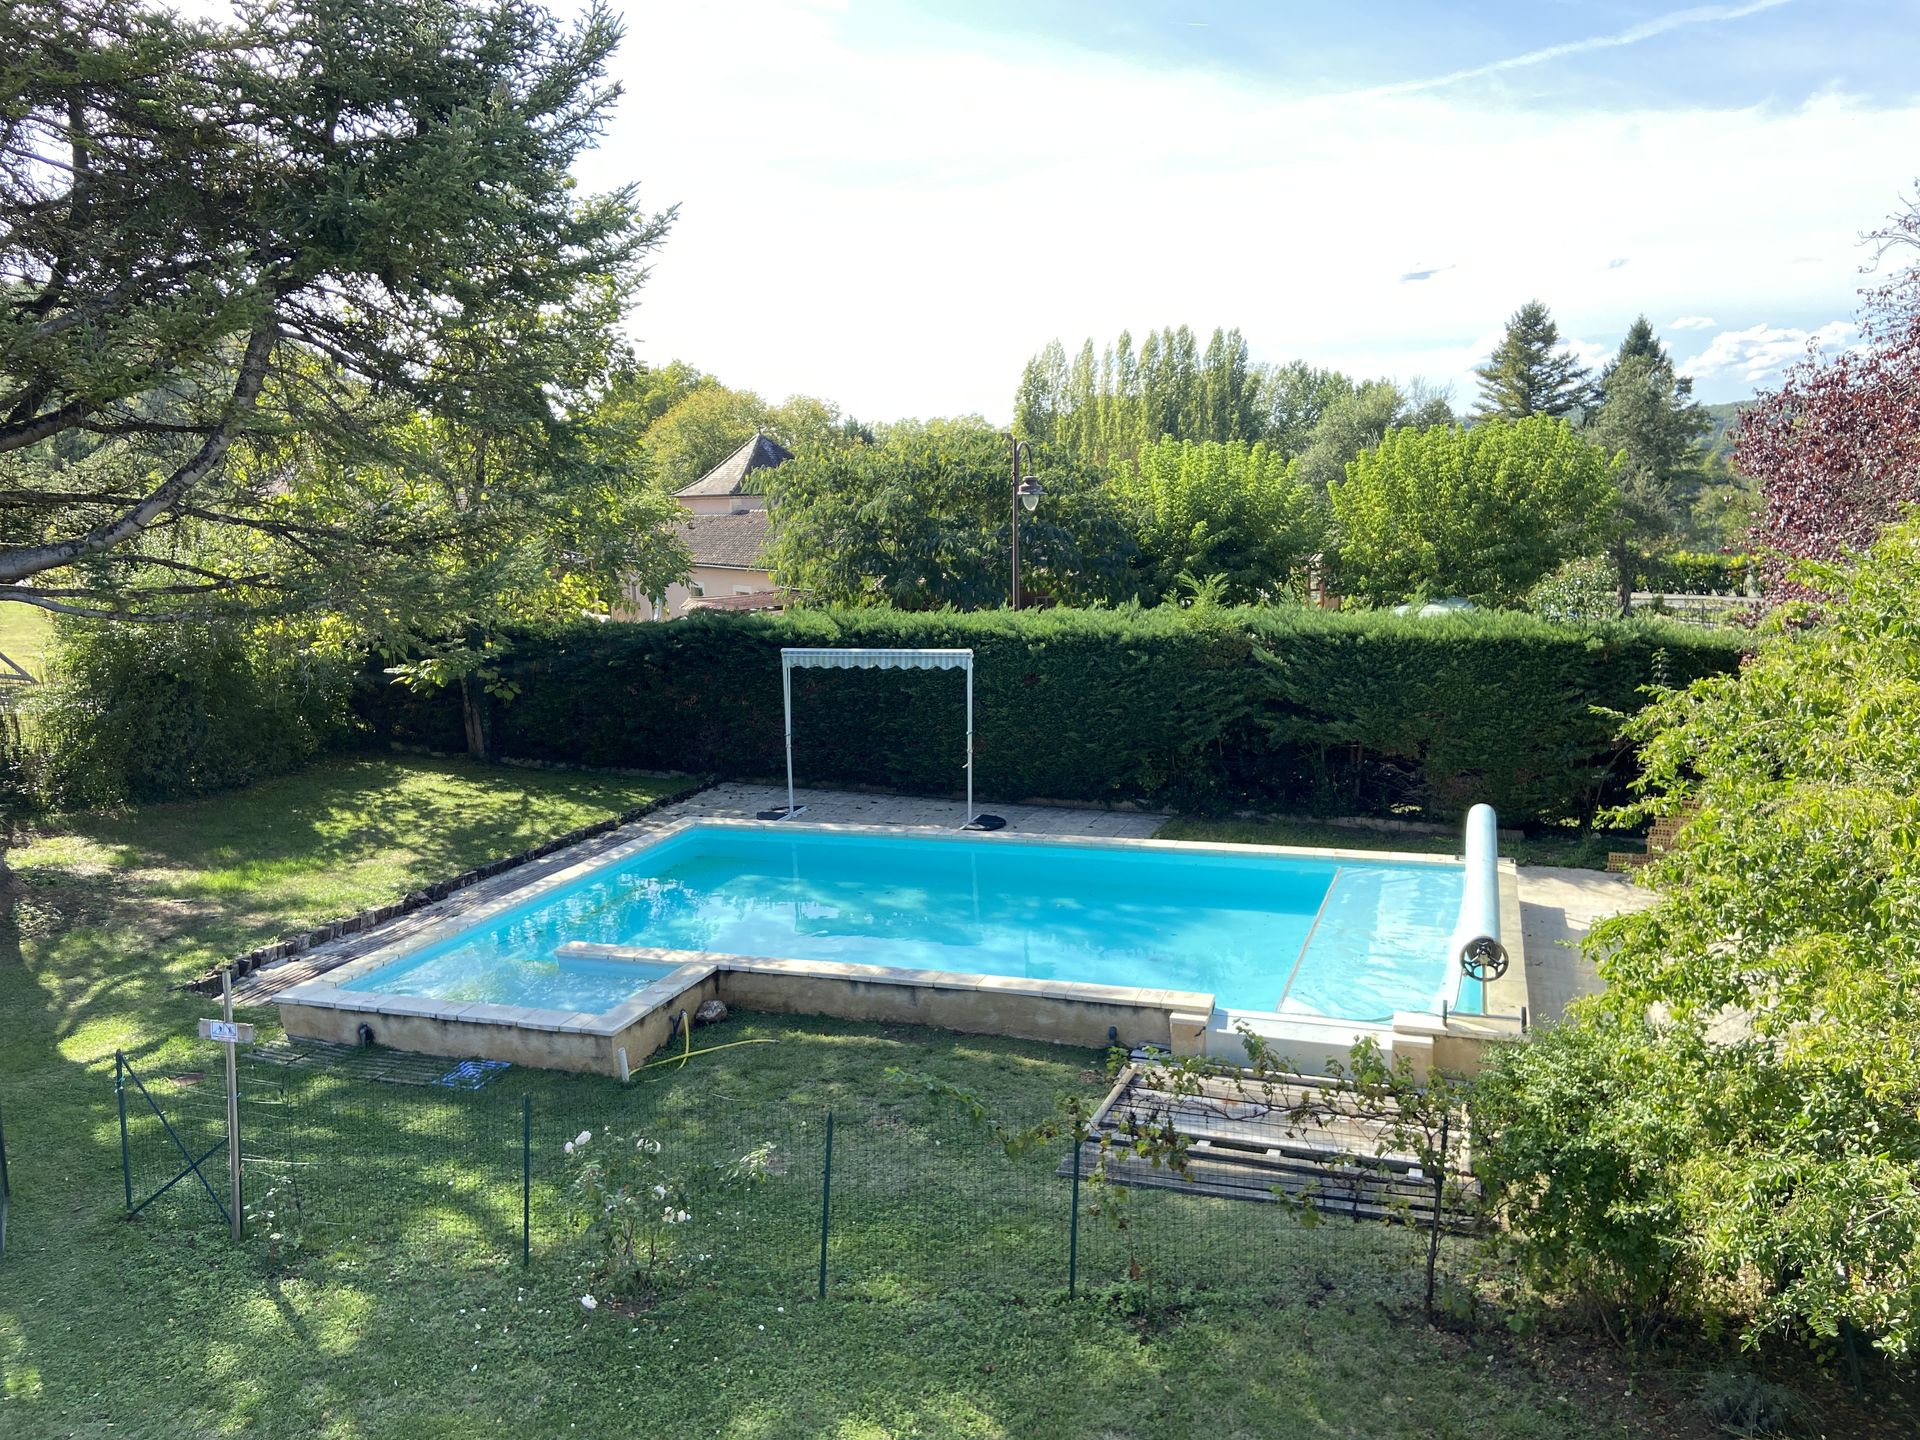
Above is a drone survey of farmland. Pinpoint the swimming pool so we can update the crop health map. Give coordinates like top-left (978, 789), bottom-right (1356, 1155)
top-left (340, 826), bottom-right (1473, 1025)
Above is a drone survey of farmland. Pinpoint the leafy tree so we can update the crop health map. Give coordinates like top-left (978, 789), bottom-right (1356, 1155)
top-left (1292, 380), bottom-right (1408, 494)
top-left (1110, 439), bottom-right (1324, 604)
top-left (638, 384), bottom-right (775, 491)
top-left (596, 360), bottom-right (712, 434)
top-left (632, 380), bottom-right (867, 492)
top-left (762, 421), bottom-right (1134, 609)
top-left (1257, 361), bottom-right (1356, 455)
top-left (0, 0), bottom-right (671, 628)
top-left (1328, 417), bottom-right (1620, 606)
top-left (1472, 301), bottom-right (1597, 422)
top-left (768, 394), bottom-right (873, 456)
top-left (1586, 317), bottom-right (1710, 610)
top-left (1475, 516), bottom-right (1920, 1357)
top-left (1737, 196), bottom-right (1920, 602)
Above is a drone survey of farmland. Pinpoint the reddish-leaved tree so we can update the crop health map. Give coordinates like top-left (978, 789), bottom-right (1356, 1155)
top-left (1738, 194), bottom-right (1920, 602)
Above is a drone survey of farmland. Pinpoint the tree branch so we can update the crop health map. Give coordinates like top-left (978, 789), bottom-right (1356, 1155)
top-left (0, 322), bottom-right (276, 581)
top-left (0, 396), bottom-right (96, 453)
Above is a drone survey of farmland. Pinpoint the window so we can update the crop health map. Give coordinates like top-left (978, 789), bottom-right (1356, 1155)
top-left (689, 582), bottom-right (704, 598)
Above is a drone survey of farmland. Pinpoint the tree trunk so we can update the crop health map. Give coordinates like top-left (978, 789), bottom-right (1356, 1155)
top-left (459, 674), bottom-right (491, 761)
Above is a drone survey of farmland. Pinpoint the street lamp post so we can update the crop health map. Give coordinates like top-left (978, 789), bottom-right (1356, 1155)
top-left (1008, 435), bottom-right (1044, 610)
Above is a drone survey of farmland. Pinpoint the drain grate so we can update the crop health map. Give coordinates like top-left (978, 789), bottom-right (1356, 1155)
top-left (245, 1037), bottom-right (512, 1088)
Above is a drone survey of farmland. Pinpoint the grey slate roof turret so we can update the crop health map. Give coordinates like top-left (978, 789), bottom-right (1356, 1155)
top-left (673, 431), bottom-right (794, 498)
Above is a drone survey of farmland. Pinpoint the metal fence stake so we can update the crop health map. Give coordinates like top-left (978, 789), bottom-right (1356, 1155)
top-left (222, 968), bottom-right (242, 1241)
top-left (1424, 1112), bottom-right (1451, 1316)
top-left (817, 1110), bottom-right (834, 1300)
top-left (0, 1100), bottom-right (11, 1259)
top-left (115, 1050), bottom-right (131, 1210)
top-left (1068, 1137), bottom-right (1082, 1299)
top-left (521, 1095), bottom-right (532, 1269)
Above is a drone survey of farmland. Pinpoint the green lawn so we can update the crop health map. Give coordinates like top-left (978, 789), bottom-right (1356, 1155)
top-left (1155, 815), bottom-right (1637, 871)
top-left (0, 603), bottom-right (51, 680)
top-left (0, 755), bottom-right (1861, 1438)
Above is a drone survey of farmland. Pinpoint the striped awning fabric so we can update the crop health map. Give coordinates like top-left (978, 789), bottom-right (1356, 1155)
top-left (780, 647), bottom-right (973, 672)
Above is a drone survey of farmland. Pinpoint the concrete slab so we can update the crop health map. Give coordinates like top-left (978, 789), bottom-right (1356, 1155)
top-left (1517, 865), bottom-right (1660, 1024)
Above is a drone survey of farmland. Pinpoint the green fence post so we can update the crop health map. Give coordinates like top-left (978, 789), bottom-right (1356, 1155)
top-left (817, 1110), bottom-right (834, 1300)
top-left (1068, 1135), bottom-right (1082, 1299)
top-left (115, 1050), bottom-right (131, 1211)
top-left (0, 1101), bottom-right (11, 1260)
top-left (521, 1095), bottom-right (532, 1269)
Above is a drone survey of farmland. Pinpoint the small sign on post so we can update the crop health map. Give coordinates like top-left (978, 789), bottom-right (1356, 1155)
top-left (197, 1018), bottom-right (255, 1045)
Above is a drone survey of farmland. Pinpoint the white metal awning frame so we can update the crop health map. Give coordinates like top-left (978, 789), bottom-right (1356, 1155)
top-left (780, 647), bottom-right (976, 826)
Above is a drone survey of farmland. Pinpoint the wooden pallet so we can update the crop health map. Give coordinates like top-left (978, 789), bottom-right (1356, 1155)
top-left (1063, 1064), bottom-right (1478, 1231)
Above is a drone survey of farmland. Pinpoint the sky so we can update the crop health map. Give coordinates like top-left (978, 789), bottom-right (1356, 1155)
top-left (563, 0), bottom-right (1920, 424)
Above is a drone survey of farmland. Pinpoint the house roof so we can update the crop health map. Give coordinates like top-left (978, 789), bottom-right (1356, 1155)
top-left (673, 431), bottom-right (793, 498)
top-left (677, 510), bottom-right (771, 570)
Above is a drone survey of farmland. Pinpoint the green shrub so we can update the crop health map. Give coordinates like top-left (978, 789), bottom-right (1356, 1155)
top-left (1474, 517), bottom-right (1920, 1358)
top-left (1524, 554), bottom-right (1621, 622)
top-left (38, 621), bottom-right (354, 806)
top-left (357, 606), bottom-right (1746, 825)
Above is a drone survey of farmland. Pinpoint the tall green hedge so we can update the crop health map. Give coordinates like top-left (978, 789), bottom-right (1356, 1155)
top-left (355, 607), bottom-right (1749, 825)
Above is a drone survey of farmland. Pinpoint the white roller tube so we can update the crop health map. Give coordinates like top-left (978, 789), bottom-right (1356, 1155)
top-left (1454, 803), bottom-right (1506, 980)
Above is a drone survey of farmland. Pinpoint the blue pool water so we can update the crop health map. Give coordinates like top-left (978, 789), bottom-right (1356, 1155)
top-left (346, 827), bottom-right (1470, 1023)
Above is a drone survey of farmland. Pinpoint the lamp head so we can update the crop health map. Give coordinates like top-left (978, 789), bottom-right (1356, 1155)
top-left (1016, 477), bottom-right (1043, 513)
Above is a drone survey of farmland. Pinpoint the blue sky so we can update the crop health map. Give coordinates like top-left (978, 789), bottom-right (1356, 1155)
top-left (572, 1), bottom-right (1919, 421)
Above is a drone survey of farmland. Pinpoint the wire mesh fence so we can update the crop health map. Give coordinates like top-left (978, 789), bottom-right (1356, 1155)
top-left (115, 1051), bottom-right (232, 1229)
top-left (112, 1044), bottom-right (1469, 1314)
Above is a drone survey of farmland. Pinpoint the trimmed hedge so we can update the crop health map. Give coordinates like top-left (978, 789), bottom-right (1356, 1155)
top-left (1635, 551), bottom-right (1754, 595)
top-left (355, 607), bottom-right (1750, 825)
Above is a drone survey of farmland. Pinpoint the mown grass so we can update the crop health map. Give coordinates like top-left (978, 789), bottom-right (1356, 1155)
top-left (0, 754), bottom-right (1861, 1439)
top-left (0, 603), bottom-right (51, 680)
top-left (1155, 815), bottom-right (1636, 871)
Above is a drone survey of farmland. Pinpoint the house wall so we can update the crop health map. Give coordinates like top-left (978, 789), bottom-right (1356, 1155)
top-left (617, 564), bottom-right (777, 621)
top-left (680, 494), bottom-right (766, 516)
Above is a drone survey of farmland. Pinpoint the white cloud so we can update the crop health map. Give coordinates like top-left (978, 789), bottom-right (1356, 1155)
top-left (584, 1), bottom-right (1909, 417)
top-left (1680, 321), bottom-right (1858, 385)
top-left (1668, 315), bottom-right (1719, 329)
top-left (1332, 0), bottom-right (1795, 102)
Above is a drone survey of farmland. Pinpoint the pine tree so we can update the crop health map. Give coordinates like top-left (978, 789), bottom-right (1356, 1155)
top-left (1587, 317), bottom-right (1711, 608)
top-left (1472, 301), bottom-right (1597, 422)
